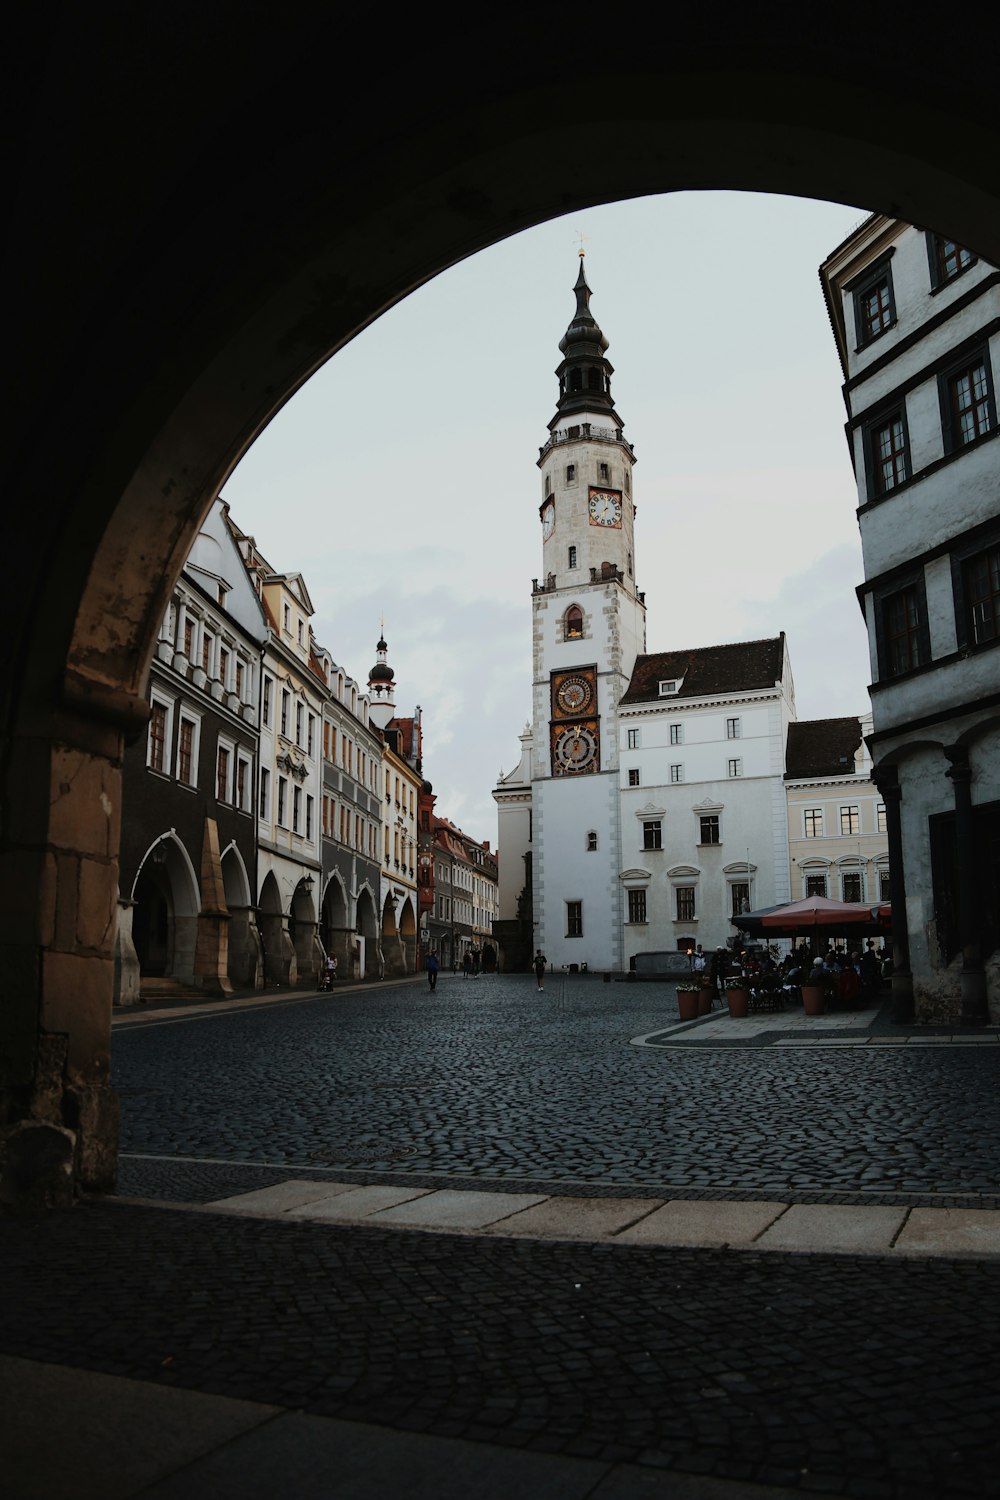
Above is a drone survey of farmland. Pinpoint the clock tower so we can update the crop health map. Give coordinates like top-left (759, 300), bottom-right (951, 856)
top-left (530, 257), bottom-right (647, 972)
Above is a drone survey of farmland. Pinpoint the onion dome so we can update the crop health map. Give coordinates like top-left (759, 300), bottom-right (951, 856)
top-left (550, 257), bottom-right (624, 432)
top-left (367, 627), bottom-right (396, 730)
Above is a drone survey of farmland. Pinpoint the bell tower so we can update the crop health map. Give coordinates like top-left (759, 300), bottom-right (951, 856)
top-left (530, 256), bottom-right (647, 973)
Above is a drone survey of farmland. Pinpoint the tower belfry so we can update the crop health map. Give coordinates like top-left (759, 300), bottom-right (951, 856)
top-left (527, 259), bottom-right (648, 973)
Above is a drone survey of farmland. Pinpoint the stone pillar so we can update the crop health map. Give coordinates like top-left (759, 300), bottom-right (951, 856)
top-left (228, 905), bottom-right (263, 989)
top-left (944, 746), bottom-right (988, 1025)
top-left (0, 683), bottom-right (140, 1209)
top-left (872, 762), bottom-right (913, 1024)
top-left (113, 897), bottom-right (142, 1007)
top-left (194, 817), bottom-right (233, 997)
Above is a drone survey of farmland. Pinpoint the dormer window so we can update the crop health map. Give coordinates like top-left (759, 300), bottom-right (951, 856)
top-left (658, 679), bottom-right (678, 696)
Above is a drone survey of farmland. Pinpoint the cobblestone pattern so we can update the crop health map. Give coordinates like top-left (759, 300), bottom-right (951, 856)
top-left (2, 1200), bottom-right (998, 1498)
top-left (114, 976), bottom-right (1000, 1205)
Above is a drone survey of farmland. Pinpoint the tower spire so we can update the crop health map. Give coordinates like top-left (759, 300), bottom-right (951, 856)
top-left (550, 258), bottom-right (621, 431)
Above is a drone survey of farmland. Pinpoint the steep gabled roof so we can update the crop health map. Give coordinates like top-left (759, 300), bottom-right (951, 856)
top-left (785, 717), bottom-right (864, 780)
top-left (621, 635), bottom-right (785, 705)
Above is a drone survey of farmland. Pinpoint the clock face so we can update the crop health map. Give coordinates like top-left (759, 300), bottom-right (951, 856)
top-left (541, 501), bottom-right (555, 541)
top-left (588, 488), bottom-right (623, 528)
top-left (556, 674), bottom-right (593, 715)
top-left (553, 723), bottom-right (599, 775)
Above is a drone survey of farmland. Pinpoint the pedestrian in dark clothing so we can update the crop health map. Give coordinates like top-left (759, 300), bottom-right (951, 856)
top-left (533, 950), bottom-right (547, 991)
top-left (426, 953), bottom-right (439, 990)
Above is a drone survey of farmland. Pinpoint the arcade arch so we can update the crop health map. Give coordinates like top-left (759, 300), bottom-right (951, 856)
top-left (4, 19), bottom-right (1000, 1204)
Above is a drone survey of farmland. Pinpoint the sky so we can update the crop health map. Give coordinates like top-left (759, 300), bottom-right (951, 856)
top-left (221, 191), bottom-right (872, 846)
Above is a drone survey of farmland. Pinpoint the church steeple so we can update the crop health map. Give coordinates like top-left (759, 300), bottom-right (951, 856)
top-left (551, 257), bottom-right (623, 431)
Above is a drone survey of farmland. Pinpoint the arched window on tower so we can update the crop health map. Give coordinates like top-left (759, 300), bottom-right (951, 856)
top-left (588, 367), bottom-right (601, 389)
top-left (564, 605), bottom-right (584, 640)
top-left (570, 369), bottom-right (582, 391)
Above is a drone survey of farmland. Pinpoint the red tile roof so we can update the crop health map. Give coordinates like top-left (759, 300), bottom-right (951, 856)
top-left (621, 635), bottom-right (785, 704)
top-left (785, 717), bottom-right (863, 779)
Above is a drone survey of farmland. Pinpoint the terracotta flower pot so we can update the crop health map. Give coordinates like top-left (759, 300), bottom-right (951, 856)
top-left (726, 985), bottom-right (749, 1018)
top-left (801, 984), bottom-right (826, 1016)
top-left (676, 989), bottom-right (700, 1021)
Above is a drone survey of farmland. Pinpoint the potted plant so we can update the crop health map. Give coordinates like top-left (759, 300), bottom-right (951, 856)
top-left (725, 978), bottom-right (750, 1018)
top-left (675, 979), bottom-right (702, 1021)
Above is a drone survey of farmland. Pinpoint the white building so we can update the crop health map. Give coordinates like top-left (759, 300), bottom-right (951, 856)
top-left (495, 262), bottom-right (797, 973)
top-left (784, 716), bottom-right (889, 910)
top-left (618, 638), bottom-right (795, 961)
top-left (820, 216), bottom-right (1000, 1022)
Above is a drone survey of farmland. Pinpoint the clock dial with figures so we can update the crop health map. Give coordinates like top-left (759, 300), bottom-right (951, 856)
top-left (556, 674), bottom-right (593, 716)
top-left (588, 488), bottom-right (623, 528)
top-left (551, 719), bottom-right (600, 776)
top-left (541, 500), bottom-right (555, 541)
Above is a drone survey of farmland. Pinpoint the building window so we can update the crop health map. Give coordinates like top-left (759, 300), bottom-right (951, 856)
top-left (235, 661), bottom-right (244, 698)
top-left (881, 584), bottom-right (927, 676)
top-left (964, 543), bottom-right (1000, 646)
top-left (201, 633), bottom-right (213, 674)
top-left (307, 714), bottom-right (315, 757)
top-left (295, 703), bottom-right (304, 747)
top-left (564, 605), bottom-right (584, 640)
top-left (297, 619), bottom-right (304, 645)
top-left (876, 803), bottom-right (887, 834)
top-left (566, 901), bottom-right (583, 937)
top-left (262, 676), bottom-right (273, 727)
top-left (730, 882), bottom-right (750, 916)
top-left (803, 809), bottom-right (823, 838)
top-left (944, 356), bottom-right (994, 450)
top-left (568, 545), bottom-right (577, 569)
top-left (235, 756), bottom-right (249, 811)
top-left (642, 820), bottom-right (662, 850)
top-left (183, 616), bottom-right (195, 660)
top-left (853, 260), bottom-right (895, 347)
top-left (280, 689), bottom-right (289, 736)
top-left (627, 889), bottom-right (647, 924)
top-left (627, 768), bottom-right (640, 787)
top-left (566, 464), bottom-right (576, 484)
top-left (928, 233), bottom-right (975, 289)
top-left (306, 795), bottom-right (314, 841)
top-left (878, 868), bottom-right (891, 900)
top-left (177, 716), bottom-right (197, 785)
top-left (627, 728), bottom-right (639, 749)
top-left (728, 758), bottom-right (742, 778)
top-left (277, 776), bottom-right (287, 826)
top-left (669, 722), bottom-right (683, 745)
top-left (842, 872), bottom-right (863, 903)
top-left (726, 717), bottom-right (741, 740)
top-left (840, 806), bottom-right (860, 836)
top-left (293, 784), bottom-right (302, 833)
top-left (868, 410), bottom-right (909, 498)
top-left (806, 874), bottom-right (828, 898)
top-left (216, 745), bottom-right (230, 802)
top-left (670, 764), bottom-right (684, 784)
top-left (676, 887), bottom-right (696, 922)
top-left (599, 461), bottom-right (609, 481)
top-left (148, 700), bottom-right (168, 773)
top-left (658, 680), bottom-right (677, 696)
top-left (218, 646), bottom-right (229, 688)
top-left (259, 767), bottom-right (271, 820)
top-left (283, 603), bottom-right (290, 632)
top-left (699, 814), bottom-right (720, 845)
top-left (586, 831), bottom-right (598, 852)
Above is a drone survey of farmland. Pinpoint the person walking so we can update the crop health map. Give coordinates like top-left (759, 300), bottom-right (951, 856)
top-left (533, 949), bottom-right (547, 991)
top-left (426, 952), bottom-right (439, 991)
top-left (462, 951), bottom-right (472, 980)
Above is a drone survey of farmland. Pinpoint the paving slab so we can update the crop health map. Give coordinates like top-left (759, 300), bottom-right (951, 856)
top-left (285, 1184), bottom-right (431, 1220)
top-left (754, 1203), bottom-right (906, 1255)
top-left (614, 1199), bottom-right (788, 1247)
top-left (136, 1407), bottom-right (611, 1500)
top-left (483, 1194), bottom-right (661, 1239)
top-left (894, 1207), bottom-right (1000, 1258)
top-left (0, 1354), bottom-right (279, 1500)
top-left (202, 1179), bottom-right (356, 1214)
top-left (371, 1188), bottom-right (549, 1229)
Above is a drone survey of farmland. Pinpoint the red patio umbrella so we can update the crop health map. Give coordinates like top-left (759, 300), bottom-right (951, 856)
top-left (757, 895), bottom-right (874, 930)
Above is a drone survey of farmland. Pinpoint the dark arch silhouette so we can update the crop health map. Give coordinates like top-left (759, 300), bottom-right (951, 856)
top-left (4, 11), bottom-right (1000, 1203)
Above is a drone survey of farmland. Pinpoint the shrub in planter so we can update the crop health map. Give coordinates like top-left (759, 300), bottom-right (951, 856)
top-left (726, 982), bottom-right (749, 1018)
top-left (675, 980), bottom-right (702, 1021)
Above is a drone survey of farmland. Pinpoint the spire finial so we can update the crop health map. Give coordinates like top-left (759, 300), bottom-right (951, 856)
top-left (575, 228), bottom-right (588, 259)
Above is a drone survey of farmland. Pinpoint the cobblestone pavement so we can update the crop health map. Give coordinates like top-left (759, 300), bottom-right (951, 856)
top-left (3, 1200), bottom-right (998, 1497)
top-left (6, 974), bottom-right (998, 1498)
top-left (113, 973), bottom-right (1000, 1207)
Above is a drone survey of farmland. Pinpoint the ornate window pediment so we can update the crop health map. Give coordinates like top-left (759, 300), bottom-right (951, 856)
top-left (692, 797), bottom-right (724, 813)
top-left (635, 801), bottom-right (666, 819)
top-left (667, 864), bottom-right (700, 880)
top-left (619, 867), bottom-right (652, 882)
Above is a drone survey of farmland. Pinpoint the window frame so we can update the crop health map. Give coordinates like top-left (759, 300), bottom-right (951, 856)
top-left (627, 768), bottom-right (640, 787)
top-left (875, 576), bottom-right (930, 680)
top-left (840, 805), bottom-right (860, 836)
top-left (626, 728), bottom-right (639, 749)
top-left (566, 900), bottom-right (583, 937)
top-left (851, 255), bottom-right (896, 349)
top-left (669, 722), bottom-right (683, 746)
top-left (259, 766), bottom-right (271, 822)
top-left (626, 888), bottom-right (647, 925)
top-left (803, 808), bottom-right (823, 838)
top-left (699, 814), bottom-right (720, 845)
top-left (863, 405), bottom-right (911, 501)
top-left (175, 710), bottom-right (201, 788)
top-left (926, 232), bottom-right (976, 292)
top-left (727, 757), bottom-right (743, 779)
top-left (953, 535), bottom-right (1000, 651)
top-left (216, 738), bottom-right (234, 803)
top-left (147, 691), bottom-right (174, 775)
top-left (642, 819), bottom-right (663, 851)
top-left (675, 886), bottom-right (696, 923)
top-left (940, 349), bottom-right (996, 454)
top-left (669, 763), bottom-right (684, 784)
top-left (725, 716), bottom-right (741, 740)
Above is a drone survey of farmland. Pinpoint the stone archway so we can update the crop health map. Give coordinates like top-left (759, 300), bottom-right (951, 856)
top-left (320, 873), bottom-right (351, 977)
top-left (397, 897), bottom-right (418, 977)
top-left (222, 844), bottom-right (261, 991)
top-left (4, 17), bottom-right (1000, 1204)
top-left (289, 879), bottom-right (322, 988)
top-left (355, 885), bottom-right (378, 980)
top-left (258, 872), bottom-right (293, 988)
top-left (131, 836), bottom-right (201, 995)
top-left (381, 894), bottom-right (405, 979)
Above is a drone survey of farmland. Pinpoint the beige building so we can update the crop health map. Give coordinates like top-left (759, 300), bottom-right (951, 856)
top-left (380, 718), bottom-right (421, 976)
top-left (785, 716), bottom-right (889, 915)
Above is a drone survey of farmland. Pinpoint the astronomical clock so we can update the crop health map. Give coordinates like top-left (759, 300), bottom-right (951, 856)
top-left (550, 667), bottom-right (600, 776)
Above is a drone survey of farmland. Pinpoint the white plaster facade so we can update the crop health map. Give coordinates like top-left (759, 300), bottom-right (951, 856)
top-left (820, 217), bottom-right (1000, 1021)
